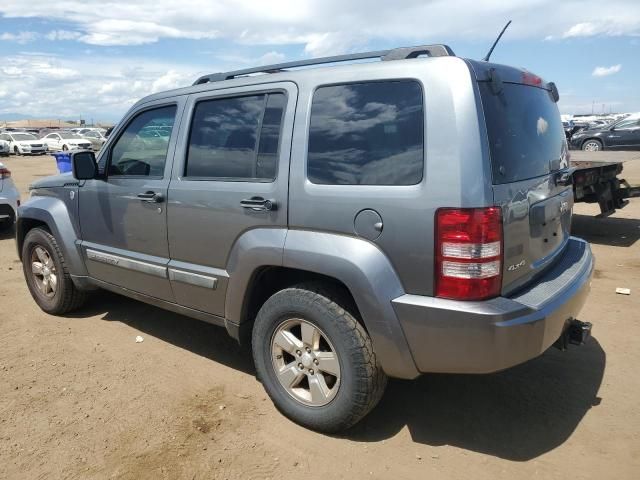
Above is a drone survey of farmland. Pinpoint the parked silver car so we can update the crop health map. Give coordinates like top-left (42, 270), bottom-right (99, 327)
top-left (17, 45), bottom-right (593, 432)
top-left (80, 130), bottom-right (107, 150)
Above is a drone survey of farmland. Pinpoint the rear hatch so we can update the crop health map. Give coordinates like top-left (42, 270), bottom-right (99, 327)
top-left (476, 66), bottom-right (572, 295)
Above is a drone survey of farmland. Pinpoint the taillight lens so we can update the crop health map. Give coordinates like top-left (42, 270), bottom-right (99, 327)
top-left (435, 207), bottom-right (503, 301)
top-left (0, 167), bottom-right (11, 179)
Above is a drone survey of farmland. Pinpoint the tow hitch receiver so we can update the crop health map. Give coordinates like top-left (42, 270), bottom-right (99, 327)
top-left (554, 319), bottom-right (593, 351)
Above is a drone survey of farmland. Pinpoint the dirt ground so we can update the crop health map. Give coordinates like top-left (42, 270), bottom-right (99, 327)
top-left (1, 151), bottom-right (639, 480)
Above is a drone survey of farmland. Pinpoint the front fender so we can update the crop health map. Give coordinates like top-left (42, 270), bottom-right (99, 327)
top-left (17, 196), bottom-right (87, 277)
top-left (282, 230), bottom-right (419, 379)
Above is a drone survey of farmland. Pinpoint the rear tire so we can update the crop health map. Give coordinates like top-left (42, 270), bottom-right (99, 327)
top-left (582, 139), bottom-right (602, 151)
top-left (62, 145), bottom-right (69, 151)
top-left (13, 146), bottom-right (20, 156)
top-left (22, 227), bottom-right (87, 314)
top-left (252, 283), bottom-right (387, 432)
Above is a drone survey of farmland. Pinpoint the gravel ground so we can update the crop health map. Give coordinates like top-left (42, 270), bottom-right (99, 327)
top-left (0, 151), bottom-right (639, 480)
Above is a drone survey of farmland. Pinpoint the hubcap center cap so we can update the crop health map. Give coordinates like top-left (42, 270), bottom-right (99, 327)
top-left (42, 267), bottom-right (50, 276)
top-left (301, 352), bottom-right (314, 369)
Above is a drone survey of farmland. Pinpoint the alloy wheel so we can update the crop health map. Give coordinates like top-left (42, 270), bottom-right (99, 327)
top-left (30, 246), bottom-right (58, 298)
top-left (271, 318), bottom-right (341, 406)
top-left (583, 141), bottom-right (601, 151)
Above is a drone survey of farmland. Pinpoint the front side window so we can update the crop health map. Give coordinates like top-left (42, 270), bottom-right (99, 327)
top-left (614, 118), bottom-right (640, 130)
top-left (107, 105), bottom-right (176, 177)
top-left (185, 92), bottom-right (286, 181)
top-left (307, 81), bottom-right (424, 185)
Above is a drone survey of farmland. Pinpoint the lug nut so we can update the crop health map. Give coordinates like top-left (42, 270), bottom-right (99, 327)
top-left (296, 350), bottom-right (302, 356)
top-left (309, 369), bottom-right (314, 375)
top-left (306, 347), bottom-right (311, 353)
top-left (298, 363), bottom-right (304, 370)
top-left (313, 359), bottom-right (319, 365)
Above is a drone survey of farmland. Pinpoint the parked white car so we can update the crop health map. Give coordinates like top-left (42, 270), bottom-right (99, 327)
top-left (41, 132), bottom-right (92, 152)
top-left (0, 132), bottom-right (47, 155)
top-left (0, 161), bottom-right (20, 232)
top-left (0, 138), bottom-right (10, 156)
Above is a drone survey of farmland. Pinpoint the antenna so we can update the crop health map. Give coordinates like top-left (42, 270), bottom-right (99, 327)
top-left (483, 20), bottom-right (512, 62)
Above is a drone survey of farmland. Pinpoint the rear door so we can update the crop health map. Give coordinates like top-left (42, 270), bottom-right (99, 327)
top-left (166, 82), bottom-right (295, 317)
top-left (478, 79), bottom-right (573, 294)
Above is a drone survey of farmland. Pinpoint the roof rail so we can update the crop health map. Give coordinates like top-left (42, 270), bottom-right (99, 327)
top-left (193, 44), bottom-right (455, 85)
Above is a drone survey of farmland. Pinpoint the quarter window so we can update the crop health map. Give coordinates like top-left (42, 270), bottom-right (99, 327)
top-left (107, 105), bottom-right (176, 177)
top-left (307, 81), bottom-right (424, 185)
top-left (185, 92), bottom-right (286, 181)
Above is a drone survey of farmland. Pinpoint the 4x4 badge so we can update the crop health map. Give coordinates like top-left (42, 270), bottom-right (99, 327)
top-left (507, 259), bottom-right (526, 272)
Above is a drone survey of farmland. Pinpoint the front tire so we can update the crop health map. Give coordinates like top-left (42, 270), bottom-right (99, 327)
top-left (22, 227), bottom-right (87, 314)
top-left (582, 139), bottom-right (603, 151)
top-left (62, 144), bottom-right (69, 151)
top-left (13, 146), bottom-right (21, 156)
top-left (252, 284), bottom-right (387, 432)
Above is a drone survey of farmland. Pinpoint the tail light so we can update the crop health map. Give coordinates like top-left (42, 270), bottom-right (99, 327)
top-left (0, 167), bottom-right (11, 179)
top-left (435, 207), bottom-right (503, 301)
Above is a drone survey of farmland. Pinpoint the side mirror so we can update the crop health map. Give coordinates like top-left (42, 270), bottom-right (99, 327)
top-left (71, 150), bottom-right (98, 180)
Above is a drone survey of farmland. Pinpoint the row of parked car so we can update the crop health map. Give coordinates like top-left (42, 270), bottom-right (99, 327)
top-left (0, 127), bottom-right (109, 157)
top-left (564, 114), bottom-right (640, 151)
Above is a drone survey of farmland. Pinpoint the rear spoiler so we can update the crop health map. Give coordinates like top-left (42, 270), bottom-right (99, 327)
top-left (482, 64), bottom-right (559, 102)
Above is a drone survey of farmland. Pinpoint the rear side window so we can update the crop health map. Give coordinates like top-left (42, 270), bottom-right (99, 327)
top-left (186, 92), bottom-right (285, 181)
top-left (308, 81), bottom-right (424, 185)
top-left (479, 82), bottom-right (565, 184)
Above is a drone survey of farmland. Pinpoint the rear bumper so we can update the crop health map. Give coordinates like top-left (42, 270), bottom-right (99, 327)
top-left (393, 237), bottom-right (593, 374)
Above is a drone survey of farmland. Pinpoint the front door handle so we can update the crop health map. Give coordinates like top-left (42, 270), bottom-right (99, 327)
top-left (137, 191), bottom-right (164, 203)
top-left (240, 197), bottom-right (277, 211)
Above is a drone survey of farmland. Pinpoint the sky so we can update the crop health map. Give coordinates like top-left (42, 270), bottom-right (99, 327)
top-left (0, 0), bottom-right (638, 123)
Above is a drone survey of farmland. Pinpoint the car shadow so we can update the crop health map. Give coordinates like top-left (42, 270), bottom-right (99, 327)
top-left (572, 213), bottom-right (640, 247)
top-left (69, 291), bottom-right (604, 461)
top-left (68, 290), bottom-right (255, 375)
top-left (344, 338), bottom-right (605, 461)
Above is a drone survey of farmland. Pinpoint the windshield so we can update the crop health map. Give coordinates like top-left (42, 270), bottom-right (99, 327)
top-left (479, 82), bottom-right (566, 184)
top-left (59, 133), bottom-right (84, 139)
top-left (12, 133), bottom-right (37, 141)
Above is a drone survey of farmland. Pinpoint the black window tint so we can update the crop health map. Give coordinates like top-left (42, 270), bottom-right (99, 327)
top-left (479, 82), bottom-right (565, 184)
top-left (308, 81), bottom-right (424, 185)
top-left (107, 106), bottom-right (176, 177)
top-left (256, 93), bottom-right (286, 179)
top-left (186, 93), bottom-right (285, 181)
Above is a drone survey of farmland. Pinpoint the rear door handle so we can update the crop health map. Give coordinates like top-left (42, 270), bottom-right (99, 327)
top-left (137, 191), bottom-right (164, 203)
top-left (240, 197), bottom-right (277, 211)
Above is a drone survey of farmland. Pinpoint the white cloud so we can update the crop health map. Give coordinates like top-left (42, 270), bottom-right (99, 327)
top-left (563, 19), bottom-right (640, 38)
top-left (0, 52), bottom-right (207, 121)
top-left (592, 64), bottom-right (622, 77)
top-left (0, 1), bottom-right (639, 52)
top-left (258, 51), bottom-right (286, 65)
top-left (45, 30), bottom-right (82, 41)
top-left (0, 31), bottom-right (39, 44)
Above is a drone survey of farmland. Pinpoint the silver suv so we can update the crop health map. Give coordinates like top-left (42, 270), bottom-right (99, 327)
top-left (17, 45), bottom-right (594, 432)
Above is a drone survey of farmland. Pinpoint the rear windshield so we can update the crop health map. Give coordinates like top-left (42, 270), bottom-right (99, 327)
top-left (479, 82), bottom-right (565, 184)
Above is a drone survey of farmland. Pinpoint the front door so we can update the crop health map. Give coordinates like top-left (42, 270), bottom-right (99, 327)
top-left (78, 100), bottom-right (184, 299)
top-left (166, 82), bottom-right (296, 317)
top-left (607, 118), bottom-right (640, 149)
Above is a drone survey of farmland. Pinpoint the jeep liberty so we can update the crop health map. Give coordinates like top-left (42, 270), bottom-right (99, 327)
top-left (18, 45), bottom-right (594, 432)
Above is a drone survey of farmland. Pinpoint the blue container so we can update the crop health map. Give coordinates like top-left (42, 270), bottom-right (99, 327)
top-left (52, 152), bottom-right (72, 174)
